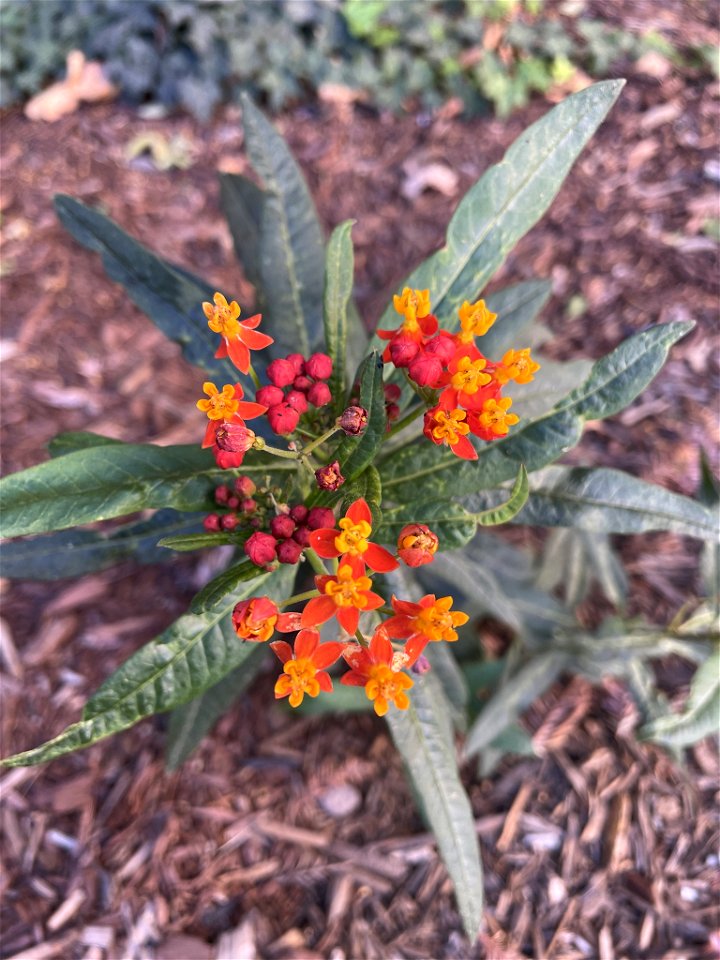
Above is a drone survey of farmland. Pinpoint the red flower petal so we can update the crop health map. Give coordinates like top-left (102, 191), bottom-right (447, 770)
top-left (241, 314), bottom-right (262, 330)
top-left (301, 596), bottom-right (336, 627)
top-left (370, 631), bottom-right (393, 665)
top-left (239, 327), bottom-right (274, 350)
top-left (317, 671), bottom-right (333, 693)
top-left (312, 641), bottom-right (346, 669)
top-left (451, 435), bottom-right (478, 460)
top-left (381, 615), bottom-right (414, 639)
top-left (269, 640), bottom-right (293, 664)
top-left (337, 606), bottom-right (359, 635)
top-left (202, 421), bottom-right (217, 449)
top-left (227, 337), bottom-right (250, 373)
top-left (235, 400), bottom-right (268, 420)
top-left (309, 529), bottom-right (340, 559)
top-left (277, 612), bottom-right (302, 632)
top-left (405, 634), bottom-right (429, 665)
top-left (340, 670), bottom-right (367, 687)
top-left (364, 541), bottom-right (399, 573)
top-left (295, 628), bottom-right (320, 660)
top-left (215, 341), bottom-right (228, 359)
top-left (364, 592), bottom-right (385, 612)
top-left (346, 497), bottom-right (372, 526)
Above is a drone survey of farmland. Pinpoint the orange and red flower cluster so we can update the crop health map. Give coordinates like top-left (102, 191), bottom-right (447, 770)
top-left (378, 287), bottom-right (539, 460)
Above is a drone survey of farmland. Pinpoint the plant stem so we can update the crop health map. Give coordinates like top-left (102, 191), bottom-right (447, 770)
top-left (354, 628), bottom-right (369, 648)
top-left (302, 424), bottom-right (341, 457)
top-left (248, 363), bottom-right (262, 391)
top-left (260, 443), bottom-right (300, 460)
top-left (386, 403), bottom-right (425, 438)
top-left (305, 549), bottom-right (328, 577)
top-left (280, 589), bottom-right (320, 608)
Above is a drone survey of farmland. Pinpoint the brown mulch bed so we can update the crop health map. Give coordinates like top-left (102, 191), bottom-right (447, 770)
top-left (1, 1), bottom-right (719, 957)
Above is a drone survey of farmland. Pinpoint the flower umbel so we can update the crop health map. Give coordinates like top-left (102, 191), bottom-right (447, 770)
top-left (384, 594), bottom-right (470, 663)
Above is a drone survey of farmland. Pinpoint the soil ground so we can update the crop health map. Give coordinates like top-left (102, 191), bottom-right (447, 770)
top-left (1, 1), bottom-right (719, 957)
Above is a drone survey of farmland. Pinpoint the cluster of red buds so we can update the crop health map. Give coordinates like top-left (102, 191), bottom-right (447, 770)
top-left (244, 504), bottom-right (336, 567)
top-left (378, 288), bottom-right (539, 459)
top-left (203, 476), bottom-right (265, 533)
top-left (257, 352), bottom-right (333, 435)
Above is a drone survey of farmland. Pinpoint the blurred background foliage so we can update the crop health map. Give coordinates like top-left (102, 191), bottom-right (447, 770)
top-left (2, 0), bottom-right (716, 120)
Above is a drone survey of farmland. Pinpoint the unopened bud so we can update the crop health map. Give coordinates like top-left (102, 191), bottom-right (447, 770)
top-left (220, 513), bottom-right (240, 531)
top-left (215, 421), bottom-right (255, 453)
top-left (234, 476), bottom-right (256, 498)
top-left (244, 531), bottom-right (278, 566)
top-left (277, 538), bottom-right (303, 564)
top-left (203, 513), bottom-right (221, 532)
top-left (307, 381), bottom-right (332, 408)
top-left (411, 655), bottom-right (431, 675)
top-left (271, 515), bottom-right (296, 539)
top-left (304, 352), bottom-right (333, 380)
top-left (339, 405), bottom-right (368, 436)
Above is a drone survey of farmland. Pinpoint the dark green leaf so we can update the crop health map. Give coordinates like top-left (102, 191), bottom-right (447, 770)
top-left (474, 465), bottom-right (529, 526)
top-left (48, 431), bottom-right (124, 458)
top-left (54, 195), bottom-right (236, 382)
top-left (378, 501), bottom-right (477, 550)
top-left (480, 280), bottom-right (553, 357)
top-left (2, 564), bottom-right (296, 767)
top-left (0, 444), bottom-right (296, 538)
top-left (323, 220), bottom-right (356, 414)
top-left (0, 510), bottom-right (204, 580)
top-left (241, 95), bottom-right (325, 356)
top-left (386, 673), bottom-right (484, 940)
top-left (466, 466), bottom-right (719, 540)
top-left (218, 172), bottom-right (265, 289)
top-left (158, 531), bottom-right (238, 552)
top-left (375, 80), bottom-right (624, 333)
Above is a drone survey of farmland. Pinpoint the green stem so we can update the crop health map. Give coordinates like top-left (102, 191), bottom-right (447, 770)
top-left (386, 403), bottom-right (426, 438)
top-left (302, 424), bottom-right (341, 457)
top-left (280, 589), bottom-right (320, 608)
top-left (248, 363), bottom-right (262, 391)
top-left (260, 443), bottom-right (300, 460)
top-left (354, 628), bottom-right (369, 649)
top-left (305, 549), bottom-right (328, 577)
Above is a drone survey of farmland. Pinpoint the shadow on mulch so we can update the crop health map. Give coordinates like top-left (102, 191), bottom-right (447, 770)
top-left (1, 0), bottom-right (719, 955)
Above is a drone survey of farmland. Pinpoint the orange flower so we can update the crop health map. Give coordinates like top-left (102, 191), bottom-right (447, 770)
top-left (397, 523), bottom-right (438, 568)
top-left (377, 287), bottom-right (438, 362)
top-left (232, 597), bottom-right (300, 642)
top-left (423, 400), bottom-right (477, 461)
top-left (309, 498), bottom-right (398, 573)
top-left (493, 348), bottom-right (540, 386)
top-left (197, 381), bottom-right (267, 448)
top-left (203, 292), bottom-right (274, 374)
top-left (341, 630), bottom-right (413, 717)
top-left (383, 594), bottom-right (469, 663)
top-left (270, 629), bottom-right (346, 707)
top-left (467, 396), bottom-right (519, 441)
top-left (301, 556), bottom-right (384, 635)
top-left (457, 299), bottom-right (497, 343)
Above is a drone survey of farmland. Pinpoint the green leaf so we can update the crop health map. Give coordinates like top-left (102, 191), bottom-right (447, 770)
top-left (535, 529), bottom-right (627, 609)
top-left (2, 564), bottom-right (297, 767)
top-left (376, 80), bottom-right (624, 333)
top-left (165, 649), bottom-right (266, 769)
top-left (639, 651), bottom-right (720, 747)
top-left (378, 500), bottom-right (477, 550)
top-left (466, 466), bottom-right (719, 540)
top-left (294, 684), bottom-right (372, 715)
top-left (480, 280), bottom-right (553, 357)
top-left (158, 531), bottom-right (238, 552)
top-left (474, 465), bottom-right (529, 526)
top-left (508, 358), bottom-right (594, 421)
top-left (218, 172), bottom-right (265, 289)
top-left (386, 672), bottom-right (484, 939)
top-left (380, 322), bottom-right (693, 501)
top-left (0, 510), bottom-right (204, 580)
top-left (463, 652), bottom-right (569, 760)
top-left (48, 431), bottom-right (124, 457)
top-left (241, 95), bottom-right (325, 357)
top-left (323, 220), bottom-right (356, 414)
top-left (0, 444), bottom-right (296, 538)
top-left (54, 195), bottom-right (236, 382)
top-left (339, 465), bottom-right (383, 526)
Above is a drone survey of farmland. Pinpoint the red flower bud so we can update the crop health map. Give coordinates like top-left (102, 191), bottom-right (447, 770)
top-left (234, 476), bottom-right (256, 498)
top-left (226, 496), bottom-right (240, 510)
top-left (408, 353), bottom-right (443, 387)
top-left (385, 402), bottom-right (400, 422)
top-left (286, 353), bottom-right (306, 375)
top-left (293, 525), bottom-right (312, 547)
top-left (215, 484), bottom-right (232, 505)
top-left (277, 538), bottom-right (304, 564)
top-left (241, 498), bottom-right (257, 514)
top-left (389, 334), bottom-right (420, 368)
top-left (305, 352), bottom-right (333, 380)
top-left (397, 522), bottom-right (439, 567)
top-left (215, 421), bottom-right (255, 454)
top-left (267, 402), bottom-right (300, 435)
top-left (256, 384), bottom-right (285, 407)
top-left (290, 505), bottom-right (309, 524)
top-left (293, 375), bottom-right (313, 393)
top-left (244, 531), bottom-right (278, 566)
top-left (315, 460), bottom-right (345, 491)
top-left (285, 389), bottom-right (308, 414)
top-left (271, 515), bottom-right (296, 539)
top-left (214, 448), bottom-right (246, 469)
top-left (307, 381), bottom-right (332, 408)
top-left (203, 514), bottom-right (221, 532)
top-left (339, 405), bottom-right (368, 435)
top-left (383, 383), bottom-right (402, 402)
top-left (424, 334), bottom-right (456, 365)
top-left (307, 506), bottom-right (336, 530)
top-left (220, 513), bottom-right (240, 531)
top-left (267, 358), bottom-right (296, 388)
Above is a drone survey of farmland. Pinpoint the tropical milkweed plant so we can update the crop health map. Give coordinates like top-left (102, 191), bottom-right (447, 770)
top-left (2, 82), bottom-right (718, 938)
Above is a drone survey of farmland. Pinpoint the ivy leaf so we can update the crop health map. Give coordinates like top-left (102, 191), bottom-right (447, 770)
top-left (323, 220), bottom-right (356, 414)
top-left (386, 672), bottom-right (484, 940)
top-left (0, 444), bottom-right (296, 538)
top-left (1, 510), bottom-right (204, 580)
top-left (54, 195), bottom-right (236, 382)
top-left (375, 80), bottom-right (624, 333)
top-left (1, 564), bottom-right (297, 768)
top-left (241, 95), bottom-right (325, 357)
top-left (466, 466), bottom-right (719, 540)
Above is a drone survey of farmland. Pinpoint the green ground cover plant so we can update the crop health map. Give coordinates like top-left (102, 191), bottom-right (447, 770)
top-left (1, 82), bottom-right (717, 937)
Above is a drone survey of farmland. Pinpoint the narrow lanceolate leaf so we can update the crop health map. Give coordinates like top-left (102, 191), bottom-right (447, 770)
top-left (218, 172), bottom-right (265, 289)
top-left (380, 322), bottom-right (692, 501)
top-left (386, 673), bottom-right (484, 939)
top-left (166, 648), bottom-right (266, 769)
top-left (466, 466), bottom-right (719, 541)
top-left (241, 95), bottom-right (325, 356)
top-left (463, 652), bottom-right (570, 760)
top-left (0, 444), bottom-right (296, 538)
top-left (54, 195), bottom-right (236, 382)
top-left (2, 564), bottom-right (297, 768)
top-left (48, 431), bottom-right (124, 457)
top-left (378, 501), bottom-right (477, 550)
top-left (0, 511), bottom-right (204, 580)
top-left (639, 651), bottom-right (720, 747)
top-left (480, 280), bottom-right (553, 358)
top-left (474, 465), bottom-right (528, 527)
top-left (323, 220), bottom-right (356, 414)
top-left (158, 532), bottom-right (239, 552)
top-left (376, 80), bottom-right (624, 333)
